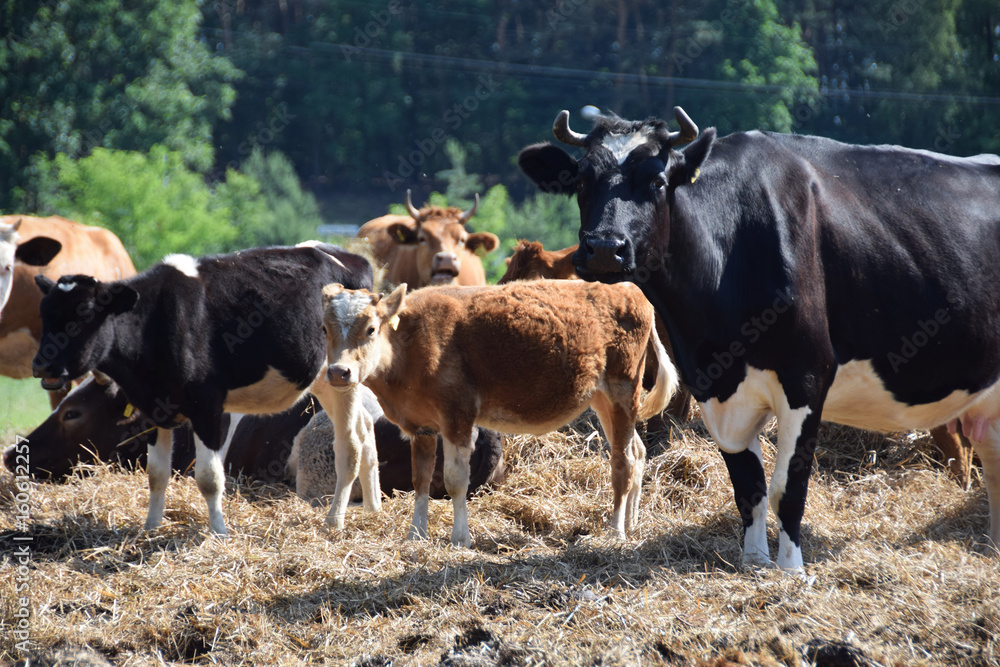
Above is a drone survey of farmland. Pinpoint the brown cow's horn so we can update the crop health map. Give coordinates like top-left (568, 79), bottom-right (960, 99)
top-left (405, 189), bottom-right (421, 220)
top-left (92, 370), bottom-right (112, 386)
top-left (553, 110), bottom-right (588, 147)
top-left (459, 193), bottom-right (479, 224)
top-left (667, 106), bottom-right (699, 145)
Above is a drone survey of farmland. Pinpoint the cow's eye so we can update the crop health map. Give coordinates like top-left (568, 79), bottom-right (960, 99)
top-left (651, 175), bottom-right (667, 192)
top-left (366, 326), bottom-right (376, 337)
top-left (63, 409), bottom-right (82, 421)
top-left (321, 325), bottom-right (327, 335)
top-left (417, 235), bottom-right (427, 244)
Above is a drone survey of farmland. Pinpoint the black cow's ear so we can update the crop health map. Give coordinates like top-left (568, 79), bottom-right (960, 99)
top-left (387, 222), bottom-right (418, 245)
top-left (35, 274), bottom-right (56, 295)
top-left (680, 128), bottom-right (716, 183)
top-left (517, 143), bottom-right (579, 195)
top-left (16, 236), bottom-right (62, 266)
top-left (107, 286), bottom-right (139, 314)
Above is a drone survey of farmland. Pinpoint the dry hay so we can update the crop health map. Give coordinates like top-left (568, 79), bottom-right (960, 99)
top-left (2, 414), bottom-right (998, 666)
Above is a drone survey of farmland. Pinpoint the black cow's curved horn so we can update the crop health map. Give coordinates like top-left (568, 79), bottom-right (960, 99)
top-left (405, 189), bottom-right (421, 220)
top-left (553, 110), bottom-right (588, 147)
top-left (667, 106), bottom-right (699, 145)
top-left (459, 193), bottom-right (479, 224)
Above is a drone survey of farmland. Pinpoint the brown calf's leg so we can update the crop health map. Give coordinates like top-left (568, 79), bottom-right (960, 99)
top-left (441, 431), bottom-right (474, 547)
top-left (408, 433), bottom-right (438, 540)
top-left (591, 392), bottom-right (641, 538)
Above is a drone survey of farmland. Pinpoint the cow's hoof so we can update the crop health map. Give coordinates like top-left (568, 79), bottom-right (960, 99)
top-left (741, 551), bottom-right (774, 569)
top-left (450, 534), bottom-right (472, 548)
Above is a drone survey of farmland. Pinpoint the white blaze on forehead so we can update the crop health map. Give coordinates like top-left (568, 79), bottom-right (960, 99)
top-left (163, 253), bottom-right (200, 278)
top-left (58, 281), bottom-right (77, 292)
top-left (603, 129), bottom-right (653, 165)
top-left (328, 291), bottom-right (374, 340)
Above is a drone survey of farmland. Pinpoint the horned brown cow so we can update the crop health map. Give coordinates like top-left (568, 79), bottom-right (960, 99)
top-left (0, 215), bottom-right (136, 406)
top-left (322, 279), bottom-right (678, 546)
top-left (356, 190), bottom-right (499, 288)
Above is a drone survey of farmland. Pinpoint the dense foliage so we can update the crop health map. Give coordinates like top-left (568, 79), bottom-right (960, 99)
top-left (2, 0), bottom-right (997, 268)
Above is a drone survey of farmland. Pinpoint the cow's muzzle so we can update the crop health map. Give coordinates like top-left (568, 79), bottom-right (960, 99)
top-left (32, 358), bottom-right (69, 391)
top-left (326, 364), bottom-right (356, 388)
top-left (578, 233), bottom-right (631, 275)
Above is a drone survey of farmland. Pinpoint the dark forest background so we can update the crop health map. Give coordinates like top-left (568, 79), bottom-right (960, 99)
top-left (2, 0), bottom-right (997, 277)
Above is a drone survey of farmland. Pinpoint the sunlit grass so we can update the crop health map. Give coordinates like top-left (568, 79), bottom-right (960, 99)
top-left (0, 376), bottom-right (52, 442)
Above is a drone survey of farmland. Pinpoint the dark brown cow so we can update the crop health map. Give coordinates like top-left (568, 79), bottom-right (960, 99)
top-left (0, 215), bottom-right (136, 407)
top-left (322, 280), bottom-right (678, 546)
top-left (3, 377), bottom-right (506, 504)
top-left (499, 240), bottom-right (695, 422)
top-left (357, 191), bottom-right (499, 288)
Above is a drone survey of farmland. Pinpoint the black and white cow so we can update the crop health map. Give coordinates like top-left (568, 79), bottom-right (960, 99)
top-left (31, 244), bottom-right (381, 536)
top-left (518, 108), bottom-right (1000, 569)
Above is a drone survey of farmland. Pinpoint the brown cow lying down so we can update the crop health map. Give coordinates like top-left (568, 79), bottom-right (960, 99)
top-left (2, 376), bottom-right (506, 502)
top-left (322, 279), bottom-right (678, 546)
top-left (499, 240), bottom-right (695, 422)
top-left (289, 385), bottom-right (505, 503)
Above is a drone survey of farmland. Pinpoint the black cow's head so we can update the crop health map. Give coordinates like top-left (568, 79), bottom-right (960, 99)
top-left (32, 274), bottom-right (139, 390)
top-left (518, 107), bottom-right (716, 281)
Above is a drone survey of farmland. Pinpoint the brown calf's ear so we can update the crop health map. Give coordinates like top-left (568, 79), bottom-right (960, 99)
top-left (16, 236), bottom-right (62, 266)
top-left (378, 283), bottom-right (407, 322)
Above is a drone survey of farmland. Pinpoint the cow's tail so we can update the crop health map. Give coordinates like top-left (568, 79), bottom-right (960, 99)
top-left (637, 320), bottom-right (679, 421)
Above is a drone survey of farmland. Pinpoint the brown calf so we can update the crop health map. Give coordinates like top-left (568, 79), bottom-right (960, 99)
top-left (499, 240), bottom-right (695, 422)
top-left (322, 279), bottom-right (678, 546)
top-left (357, 191), bottom-right (499, 288)
top-left (498, 240), bottom-right (579, 284)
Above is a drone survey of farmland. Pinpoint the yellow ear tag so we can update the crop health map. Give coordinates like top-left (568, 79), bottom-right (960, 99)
top-left (395, 228), bottom-right (407, 242)
top-left (123, 403), bottom-right (134, 418)
top-left (690, 168), bottom-right (700, 184)
top-left (389, 314), bottom-right (400, 330)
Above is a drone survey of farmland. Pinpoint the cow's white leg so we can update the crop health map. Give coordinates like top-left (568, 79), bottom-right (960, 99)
top-left (193, 435), bottom-right (228, 536)
top-left (407, 433), bottom-right (437, 541)
top-left (769, 404), bottom-right (812, 571)
top-left (441, 434), bottom-right (473, 548)
top-left (703, 395), bottom-right (773, 566)
top-left (144, 428), bottom-right (173, 531)
top-left (973, 423), bottom-right (1000, 553)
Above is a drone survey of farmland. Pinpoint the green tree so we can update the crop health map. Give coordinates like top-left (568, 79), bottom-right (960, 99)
top-left (0, 0), bottom-right (240, 210)
top-left (36, 146), bottom-right (238, 269)
top-left (218, 148), bottom-right (325, 248)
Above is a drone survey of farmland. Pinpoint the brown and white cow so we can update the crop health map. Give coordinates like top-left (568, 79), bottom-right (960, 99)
top-left (356, 191), bottom-right (500, 288)
top-left (0, 215), bottom-right (136, 406)
top-left (322, 279), bottom-right (678, 546)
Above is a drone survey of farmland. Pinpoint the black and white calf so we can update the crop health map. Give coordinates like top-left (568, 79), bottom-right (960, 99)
top-left (31, 244), bottom-right (381, 535)
top-left (519, 107), bottom-right (1000, 568)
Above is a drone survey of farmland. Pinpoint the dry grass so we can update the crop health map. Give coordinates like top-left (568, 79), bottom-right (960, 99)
top-left (2, 411), bottom-right (998, 666)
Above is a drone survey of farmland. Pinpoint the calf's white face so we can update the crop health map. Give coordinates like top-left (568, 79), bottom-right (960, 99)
top-left (321, 283), bottom-right (407, 388)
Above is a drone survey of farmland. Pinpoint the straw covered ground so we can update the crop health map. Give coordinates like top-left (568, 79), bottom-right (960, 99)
top-left (2, 410), bottom-right (999, 666)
